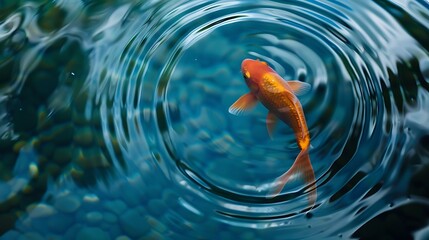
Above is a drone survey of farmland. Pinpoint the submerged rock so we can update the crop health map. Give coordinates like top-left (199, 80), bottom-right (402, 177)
top-left (103, 200), bottom-right (127, 216)
top-left (76, 227), bottom-right (110, 240)
top-left (85, 211), bottom-right (103, 224)
top-left (54, 194), bottom-right (81, 213)
top-left (27, 203), bottom-right (57, 218)
top-left (119, 209), bottom-right (150, 238)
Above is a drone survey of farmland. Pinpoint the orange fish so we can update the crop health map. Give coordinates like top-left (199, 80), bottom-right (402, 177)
top-left (229, 58), bottom-right (316, 206)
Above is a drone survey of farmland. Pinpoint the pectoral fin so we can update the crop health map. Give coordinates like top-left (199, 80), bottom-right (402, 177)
top-left (287, 81), bottom-right (311, 96)
top-left (228, 93), bottom-right (257, 116)
top-left (266, 111), bottom-right (278, 139)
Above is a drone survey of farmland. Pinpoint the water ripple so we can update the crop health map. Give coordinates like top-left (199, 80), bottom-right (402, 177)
top-left (86, 0), bottom-right (429, 237)
top-left (99, 0), bottom-right (429, 237)
top-left (1, 0), bottom-right (429, 239)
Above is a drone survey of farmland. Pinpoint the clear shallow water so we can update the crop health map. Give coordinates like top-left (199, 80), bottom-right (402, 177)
top-left (1, 0), bottom-right (429, 239)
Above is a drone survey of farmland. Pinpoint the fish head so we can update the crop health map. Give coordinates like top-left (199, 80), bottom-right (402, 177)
top-left (241, 58), bottom-right (271, 93)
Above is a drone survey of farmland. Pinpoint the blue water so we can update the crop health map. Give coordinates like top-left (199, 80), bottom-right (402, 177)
top-left (1, 0), bottom-right (429, 239)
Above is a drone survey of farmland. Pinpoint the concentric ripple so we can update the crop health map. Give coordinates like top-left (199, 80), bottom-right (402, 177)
top-left (81, 0), bottom-right (429, 238)
top-left (1, 0), bottom-right (429, 239)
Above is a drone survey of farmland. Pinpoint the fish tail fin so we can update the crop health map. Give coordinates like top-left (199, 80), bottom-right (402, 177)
top-left (268, 149), bottom-right (317, 206)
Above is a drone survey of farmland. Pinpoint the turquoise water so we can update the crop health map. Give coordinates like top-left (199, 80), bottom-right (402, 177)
top-left (1, 0), bottom-right (429, 239)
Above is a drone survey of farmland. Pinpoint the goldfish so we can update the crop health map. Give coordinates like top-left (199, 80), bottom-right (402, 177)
top-left (229, 58), bottom-right (316, 206)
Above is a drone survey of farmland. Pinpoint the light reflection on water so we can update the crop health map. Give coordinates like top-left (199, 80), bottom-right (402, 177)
top-left (1, 0), bottom-right (429, 239)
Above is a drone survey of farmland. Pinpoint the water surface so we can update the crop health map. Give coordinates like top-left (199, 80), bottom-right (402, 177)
top-left (1, 0), bottom-right (429, 239)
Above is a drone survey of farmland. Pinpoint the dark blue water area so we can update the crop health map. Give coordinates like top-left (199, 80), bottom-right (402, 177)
top-left (1, 0), bottom-right (429, 239)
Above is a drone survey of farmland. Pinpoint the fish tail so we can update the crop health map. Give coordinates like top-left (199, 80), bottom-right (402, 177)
top-left (268, 149), bottom-right (317, 206)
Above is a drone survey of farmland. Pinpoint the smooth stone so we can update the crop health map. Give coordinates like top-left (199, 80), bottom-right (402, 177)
top-left (74, 127), bottom-right (94, 146)
top-left (119, 209), bottom-right (150, 238)
top-left (191, 81), bottom-right (222, 98)
top-left (27, 203), bottom-right (57, 218)
top-left (184, 143), bottom-right (208, 161)
top-left (218, 231), bottom-right (234, 240)
top-left (120, 187), bottom-right (141, 207)
top-left (20, 232), bottom-right (44, 240)
top-left (83, 193), bottom-right (99, 203)
top-left (29, 68), bottom-right (58, 98)
top-left (103, 212), bottom-right (117, 223)
top-left (11, 101), bottom-right (37, 132)
top-left (190, 107), bottom-right (226, 133)
top-left (161, 189), bottom-right (179, 208)
top-left (147, 199), bottom-right (167, 217)
top-left (86, 211), bottom-right (103, 224)
top-left (75, 227), bottom-right (110, 240)
top-left (144, 185), bottom-right (163, 199)
top-left (146, 216), bottom-right (167, 234)
top-left (0, 182), bottom-right (12, 201)
top-left (43, 235), bottom-right (62, 240)
top-left (115, 236), bottom-right (131, 240)
top-left (1, 230), bottom-right (20, 240)
top-left (209, 133), bottom-right (235, 154)
top-left (64, 223), bottom-right (81, 239)
top-left (103, 200), bottom-right (127, 216)
top-left (72, 108), bottom-right (88, 125)
top-left (142, 230), bottom-right (163, 240)
top-left (52, 108), bottom-right (72, 123)
top-left (241, 231), bottom-right (256, 240)
top-left (53, 146), bottom-right (73, 164)
top-left (75, 209), bottom-right (86, 222)
top-left (47, 212), bottom-right (74, 234)
top-left (54, 194), bottom-right (81, 213)
top-left (196, 130), bottom-right (211, 141)
top-left (44, 123), bottom-right (74, 144)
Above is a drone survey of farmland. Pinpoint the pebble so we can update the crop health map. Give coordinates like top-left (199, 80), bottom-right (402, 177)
top-left (192, 107), bottom-right (227, 134)
top-left (241, 231), bottom-right (256, 240)
top-left (120, 187), bottom-right (142, 207)
top-left (103, 200), bottom-right (127, 216)
top-left (20, 232), bottom-right (45, 240)
top-left (142, 230), bottom-right (164, 240)
top-left (53, 146), bottom-right (73, 164)
top-left (103, 212), bottom-right (117, 223)
top-left (119, 209), bottom-right (150, 238)
top-left (86, 211), bottom-right (103, 224)
top-left (218, 231), bottom-right (234, 240)
top-left (64, 223), bottom-right (81, 239)
top-left (83, 193), bottom-right (100, 203)
top-left (44, 235), bottom-right (62, 240)
top-left (146, 216), bottom-right (167, 234)
top-left (74, 127), bottom-right (94, 146)
top-left (54, 194), bottom-right (81, 213)
top-left (184, 143), bottom-right (207, 161)
top-left (47, 212), bottom-right (74, 234)
top-left (161, 189), bottom-right (179, 208)
top-left (1, 231), bottom-right (20, 240)
top-left (27, 203), bottom-right (57, 218)
top-left (147, 199), bottom-right (167, 217)
top-left (209, 133), bottom-right (235, 154)
top-left (196, 130), bottom-right (211, 141)
top-left (115, 236), bottom-right (131, 240)
top-left (45, 123), bottom-right (74, 145)
top-left (76, 227), bottom-right (110, 240)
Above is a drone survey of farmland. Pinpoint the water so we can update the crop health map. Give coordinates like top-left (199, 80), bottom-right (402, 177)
top-left (1, 0), bottom-right (429, 239)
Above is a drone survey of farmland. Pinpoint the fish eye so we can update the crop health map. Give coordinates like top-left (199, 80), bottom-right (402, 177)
top-left (242, 71), bottom-right (250, 79)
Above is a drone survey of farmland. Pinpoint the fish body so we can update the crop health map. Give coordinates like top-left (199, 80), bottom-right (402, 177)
top-left (229, 59), bottom-right (316, 206)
